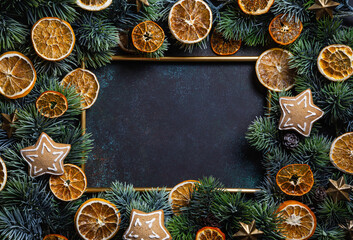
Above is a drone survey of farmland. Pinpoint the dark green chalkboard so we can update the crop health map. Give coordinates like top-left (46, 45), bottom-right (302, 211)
top-left (85, 47), bottom-right (267, 189)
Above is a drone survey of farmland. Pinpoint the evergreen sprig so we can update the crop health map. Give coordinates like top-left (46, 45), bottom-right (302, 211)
top-left (271, 0), bottom-right (312, 22)
top-left (0, 15), bottom-right (29, 51)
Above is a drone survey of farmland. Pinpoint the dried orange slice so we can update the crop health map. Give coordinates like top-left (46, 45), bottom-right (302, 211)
top-left (330, 132), bottom-right (353, 174)
top-left (0, 157), bottom-right (7, 192)
top-left (169, 0), bottom-right (213, 44)
top-left (75, 198), bottom-right (121, 240)
top-left (61, 68), bottom-right (100, 110)
top-left (36, 91), bottom-right (68, 118)
top-left (49, 164), bottom-right (87, 201)
top-left (255, 48), bottom-right (295, 92)
top-left (169, 180), bottom-right (198, 215)
top-left (132, 21), bottom-right (165, 53)
top-left (317, 44), bottom-right (353, 81)
top-left (238, 0), bottom-right (274, 15)
top-left (211, 31), bottom-right (241, 56)
top-left (276, 164), bottom-right (314, 196)
top-left (269, 14), bottom-right (303, 45)
top-left (277, 200), bottom-right (316, 240)
top-left (43, 234), bottom-right (68, 240)
top-left (76, 0), bottom-right (112, 11)
top-left (196, 227), bottom-right (226, 240)
top-left (31, 17), bottom-right (75, 61)
top-left (0, 51), bottom-right (36, 99)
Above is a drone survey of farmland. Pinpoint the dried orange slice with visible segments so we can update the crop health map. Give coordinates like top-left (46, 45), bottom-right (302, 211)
top-left (132, 21), bottom-right (165, 53)
top-left (31, 17), bottom-right (75, 61)
top-left (211, 31), bottom-right (241, 56)
top-left (0, 51), bottom-right (36, 99)
top-left (75, 198), bottom-right (121, 240)
top-left (36, 91), bottom-right (68, 118)
top-left (277, 200), bottom-right (316, 240)
top-left (0, 157), bottom-right (7, 192)
top-left (330, 132), bottom-right (353, 174)
top-left (238, 0), bottom-right (274, 15)
top-left (169, 180), bottom-right (199, 215)
top-left (169, 0), bottom-right (212, 44)
top-left (43, 234), bottom-right (68, 240)
top-left (49, 164), bottom-right (87, 201)
top-left (255, 48), bottom-right (296, 92)
top-left (276, 164), bottom-right (314, 196)
top-left (76, 0), bottom-right (112, 11)
top-left (196, 227), bottom-right (226, 240)
top-left (269, 14), bottom-right (303, 45)
top-left (317, 44), bottom-right (353, 82)
top-left (61, 68), bottom-right (100, 110)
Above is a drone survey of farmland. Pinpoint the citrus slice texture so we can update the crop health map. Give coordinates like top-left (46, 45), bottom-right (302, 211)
top-left (0, 157), bottom-right (7, 192)
top-left (43, 234), bottom-right (68, 240)
top-left (276, 164), bottom-right (314, 196)
top-left (211, 31), bottom-right (241, 56)
top-left (238, 0), bottom-right (274, 15)
top-left (317, 44), bottom-right (353, 81)
top-left (169, 180), bottom-right (198, 215)
top-left (75, 198), bottom-right (121, 240)
top-left (61, 68), bottom-right (100, 110)
top-left (132, 21), bottom-right (165, 53)
top-left (277, 200), bottom-right (316, 240)
top-left (269, 14), bottom-right (303, 45)
top-left (31, 17), bottom-right (75, 61)
top-left (0, 51), bottom-right (36, 99)
top-left (36, 91), bottom-right (68, 118)
top-left (76, 0), bottom-right (112, 11)
top-left (255, 48), bottom-right (295, 92)
top-left (196, 227), bottom-right (226, 240)
top-left (330, 132), bottom-right (353, 174)
top-left (169, 0), bottom-right (213, 44)
top-left (49, 164), bottom-right (87, 201)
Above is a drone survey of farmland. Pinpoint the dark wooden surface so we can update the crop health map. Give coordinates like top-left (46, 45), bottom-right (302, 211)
top-left (85, 44), bottom-right (267, 188)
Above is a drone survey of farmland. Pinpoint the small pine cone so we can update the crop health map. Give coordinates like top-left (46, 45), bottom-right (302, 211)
top-left (314, 186), bottom-right (327, 202)
top-left (282, 132), bottom-right (300, 149)
top-left (199, 213), bottom-right (221, 229)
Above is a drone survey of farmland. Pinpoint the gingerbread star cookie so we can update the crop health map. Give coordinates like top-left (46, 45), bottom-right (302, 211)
top-left (20, 132), bottom-right (71, 177)
top-left (123, 209), bottom-right (172, 240)
top-left (279, 89), bottom-right (324, 137)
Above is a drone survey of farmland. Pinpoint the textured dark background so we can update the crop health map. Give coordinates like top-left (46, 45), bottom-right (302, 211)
top-left (86, 45), bottom-right (267, 188)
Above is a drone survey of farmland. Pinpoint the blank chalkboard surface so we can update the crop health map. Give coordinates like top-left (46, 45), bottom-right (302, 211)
top-left (85, 47), bottom-right (267, 189)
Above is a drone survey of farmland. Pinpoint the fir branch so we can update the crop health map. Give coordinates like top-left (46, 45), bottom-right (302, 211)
top-left (73, 13), bottom-right (119, 53)
top-left (56, 126), bottom-right (93, 166)
top-left (32, 53), bottom-right (78, 77)
top-left (166, 215), bottom-right (197, 240)
top-left (108, 0), bottom-right (141, 30)
top-left (183, 177), bottom-right (224, 220)
top-left (250, 202), bottom-right (283, 240)
top-left (318, 82), bottom-right (353, 125)
top-left (75, 45), bottom-right (114, 69)
top-left (312, 224), bottom-right (346, 240)
top-left (271, 0), bottom-right (312, 22)
top-left (294, 74), bottom-right (325, 96)
top-left (0, 207), bottom-right (43, 240)
top-left (288, 39), bottom-right (322, 78)
top-left (1, 142), bottom-right (29, 177)
top-left (0, 176), bottom-right (55, 229)
top-left (265, 91), bottom-right (294, 121)
top-left (0, 131), bottom-right (16, 154)
top-left (141, 189), bottom-right (173, 219)
top-left (211, 192), bottom-right (251, 238)
top-left (255, 177), bottom-right (287, 206)
top-left (0, 15), bottom-right (29, 51)
top-left (262, 147), bottom-right (295, 176)
top-left (139, 0), bottom-right (166, 22)
top-left (246, 116), bottom-right (279, 153)
top-left (14, 105), bottom-right (65, 142)
top-left (333, 26), bottom-right (353, 50)
top-left (104, 181), bottom-right (140, 229)
top-left (316, 18), bottom-right (342, 46)
top-left (317, 198), bottom-right (351, 226)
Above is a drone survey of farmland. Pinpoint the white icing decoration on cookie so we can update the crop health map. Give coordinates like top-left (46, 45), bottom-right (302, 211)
top-left (146, 218), bottom-right (155, 229)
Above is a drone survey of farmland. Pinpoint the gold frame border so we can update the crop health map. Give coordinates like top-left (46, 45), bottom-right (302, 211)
top-left (84, 55), bottom-right (261, 193)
